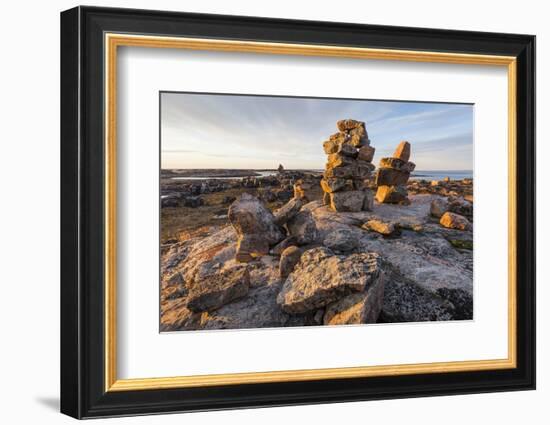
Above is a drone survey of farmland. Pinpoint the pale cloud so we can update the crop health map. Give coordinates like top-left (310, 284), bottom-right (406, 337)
top-left (161, 92), bottom-right (473, 171)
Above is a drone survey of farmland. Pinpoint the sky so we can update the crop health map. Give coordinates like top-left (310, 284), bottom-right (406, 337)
top-left (161, 92), bottom-right (473, 171)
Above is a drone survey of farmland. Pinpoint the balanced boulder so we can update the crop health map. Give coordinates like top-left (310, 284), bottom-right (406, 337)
top-left (375, 141), bottom-right (415, 204)
top-left (228, 193), bottom-right (285, 262)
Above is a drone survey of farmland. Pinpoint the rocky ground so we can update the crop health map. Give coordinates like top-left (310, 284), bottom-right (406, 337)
top-left (160, 174), bottom-right (473, 331)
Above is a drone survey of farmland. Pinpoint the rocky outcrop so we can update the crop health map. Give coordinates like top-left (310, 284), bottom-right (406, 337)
top-left (277, 247), bottom-right (383, 314)
top-left (375, 141), bottom-right (415, 204)
top-left (228, 193), bottom-right (285, 262)
top-left (320, 119), bottom-right (375, 212)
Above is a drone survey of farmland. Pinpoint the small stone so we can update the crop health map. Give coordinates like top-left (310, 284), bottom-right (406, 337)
top-left (330, 190), bottom-right (365, 212)
top-left (187, 265), bottom-right (250, 312)
top-left (440, 212), bottom-right (471, 231)
top-left (393, 141), bottom-right (411, 162)
top-left (354, 161), bottom-right (376, 178)
top-left (327, 153), bottom-right (355, 169)
top-left (431, 180), bottom-right (439, 186)
top-left (320, 178), bottom-right (348, 193)
top-left (324, 165), bottom-right (355, 179)
top-left (430, 198), bottom-right (449, 218)
top-left (279, 246), bottom-right (303, 278)
top-left (363, 219), bottom-right (401, 237)
top-left (357, 145), bottom-right (375, 162)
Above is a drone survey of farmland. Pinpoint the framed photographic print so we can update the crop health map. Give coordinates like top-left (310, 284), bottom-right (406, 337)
top-left (60, 6), bottom-right (536, 419)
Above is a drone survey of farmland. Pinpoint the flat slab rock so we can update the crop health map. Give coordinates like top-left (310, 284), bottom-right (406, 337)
top-left (277, 247), bottom-right (382, 314)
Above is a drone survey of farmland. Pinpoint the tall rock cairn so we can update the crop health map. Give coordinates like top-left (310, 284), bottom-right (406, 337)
top-left (321, 119), bottom-right (375, 212)
top-left (375, 141), bottom-right (415, 204)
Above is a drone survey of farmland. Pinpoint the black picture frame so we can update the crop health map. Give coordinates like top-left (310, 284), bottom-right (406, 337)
top-left (61, 5), bottom-right (535, 419)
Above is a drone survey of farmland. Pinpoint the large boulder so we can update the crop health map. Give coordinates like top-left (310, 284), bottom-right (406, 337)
top-left (228, 194), bottom-right (285, 261)
top-left (187, 264), bottom-right (250, 312)
top-left (287, 210), bottom-right (319, 245)
top-left (277, 247), bottom-right (382, 314)
top-left (323, 271), bottom-right (386, 325)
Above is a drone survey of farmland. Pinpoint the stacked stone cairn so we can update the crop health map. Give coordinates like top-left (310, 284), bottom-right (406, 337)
top-left (375, 141), bottom-right (415, 205)
top-left (320, 119), bottom-right (376, 212)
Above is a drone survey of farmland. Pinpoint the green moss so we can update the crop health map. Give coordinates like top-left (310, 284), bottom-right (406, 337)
top-left (448, 239), bottom-right (473, 250)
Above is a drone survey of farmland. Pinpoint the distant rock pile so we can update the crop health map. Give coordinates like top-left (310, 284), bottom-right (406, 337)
top-left (320, 119), bottom-right (375, 212)
top-left (375, 141), bottom-right (416, 204)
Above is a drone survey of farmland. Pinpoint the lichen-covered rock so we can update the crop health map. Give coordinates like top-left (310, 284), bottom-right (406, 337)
top-left (187, 265), bottom-right (250, 312)
top-left (322, 228), bottom-right (359, 252)
top-left (330, 190), bottom-right (365, 212)
top-left (287, 209), bottom-right (319, 245)
top-left (324, 165), bottom-right (355, 179)
top-left (324, 271), bottom-right (386, 325)
top-left (277, 247), bottom-right (382, 314)
top-left (279, 246), bottom-right (303, 278)
top-left (448, 197), bottom-right (473, 217)
top-left (273, 197), bottom-right (304, 225)
top-left (430, 198), bottom-right (449, 218)
top-left (440, 212), bottom-right (471, 231)
top-left (363, 219), bottom-right (401, 237)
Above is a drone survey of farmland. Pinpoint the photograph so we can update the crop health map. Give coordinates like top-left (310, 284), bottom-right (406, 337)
top-left (159, 92), bottom-right (474, 331)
